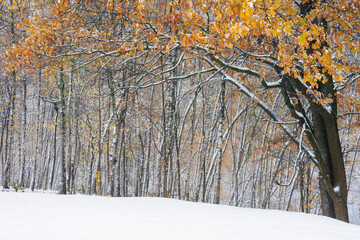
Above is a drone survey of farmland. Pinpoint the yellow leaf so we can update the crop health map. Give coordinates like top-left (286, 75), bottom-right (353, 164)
top-left (137, 3), bottom-right (144, 11)
top-left (299, 32), bottom-right (307, 46)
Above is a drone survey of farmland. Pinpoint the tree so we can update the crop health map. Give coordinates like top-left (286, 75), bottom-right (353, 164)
top-left (158, 0), bottom-right (359, 222)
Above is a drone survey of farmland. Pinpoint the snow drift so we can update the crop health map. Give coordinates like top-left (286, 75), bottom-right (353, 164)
top-left (1, 191), bottom-right (359, 240)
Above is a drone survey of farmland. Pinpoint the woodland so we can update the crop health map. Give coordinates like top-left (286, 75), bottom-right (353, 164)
top-left (0, 0), bottom-right (360, 224)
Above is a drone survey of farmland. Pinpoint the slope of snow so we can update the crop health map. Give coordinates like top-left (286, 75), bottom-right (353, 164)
top-left (1, 191), bottom-right (360, 240)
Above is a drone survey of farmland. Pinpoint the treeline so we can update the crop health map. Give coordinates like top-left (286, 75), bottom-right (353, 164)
top-left (1, 58), bottom-right (314, 208)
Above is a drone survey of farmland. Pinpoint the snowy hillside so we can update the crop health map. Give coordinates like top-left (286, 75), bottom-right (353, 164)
top-left (1, 191), bottom-right (360, 240)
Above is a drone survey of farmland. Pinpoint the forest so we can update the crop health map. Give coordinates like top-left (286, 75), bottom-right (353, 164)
top-left (0, 0), bottom-right (359, 224)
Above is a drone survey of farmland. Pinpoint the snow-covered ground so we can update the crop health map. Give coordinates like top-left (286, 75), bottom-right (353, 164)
top-left (1, 191), bottom-right (360, 240)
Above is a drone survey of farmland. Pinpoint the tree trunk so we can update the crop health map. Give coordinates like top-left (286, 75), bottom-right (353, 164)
top-left (58, 68), bottom-right (67, 195)
top-left (214, 79), bottom-right (225, 204)
top-left (31, 69), bottom-right (43, 191)
top-left (311, 103), bottom-right (348, 221)
top-left (66, 64), bottom-right (74, 193)
top-left (107, 72), bottom-right (120, 197)
top-left (1, 103), bottom-right (11, 189)
top-left (19, 78), bottom-right (27, 187)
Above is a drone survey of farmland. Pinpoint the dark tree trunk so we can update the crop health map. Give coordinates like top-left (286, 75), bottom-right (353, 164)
top-left (58, 68), bottom-right (67, 195)
top-left (312, 101), bottom-right (348, 221)
top-left (19, 78), bottom-right (27, 187)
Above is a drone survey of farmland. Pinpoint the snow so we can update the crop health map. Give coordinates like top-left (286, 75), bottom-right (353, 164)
top-left (334, 185), bottom-right (340, 194)
top-left (295, 110), bottom-right (305, 120)
top-left (1, 191), bottom-right (360, 240)
top-left (325, 105), bottom-right (332, 114)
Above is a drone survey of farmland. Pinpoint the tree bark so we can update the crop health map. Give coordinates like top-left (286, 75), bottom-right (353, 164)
top-left (214, 79), bottom-right (225, 204)
top-left (58, 68), bottom-right (67, 195)
top-left (19, 78), bottom-right (27, 187)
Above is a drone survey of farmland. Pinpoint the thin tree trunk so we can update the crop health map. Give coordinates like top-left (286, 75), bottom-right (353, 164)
top-left (1, 104), bottom-right (10, 189)
top-left (31, 69), bottom-right (42, 191)
top-left (107, 72), bottom-right (120, 197)
top-left (50, 106), bottom-right (58, 190)
top-left (214, 79), bottom-right (225, 204)
top-left (19, 78), bottom-right (27, 187)
top-left (66, 64), bottom-right (74, 193)
top-left (58, 68), bottom-right (67, 195)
